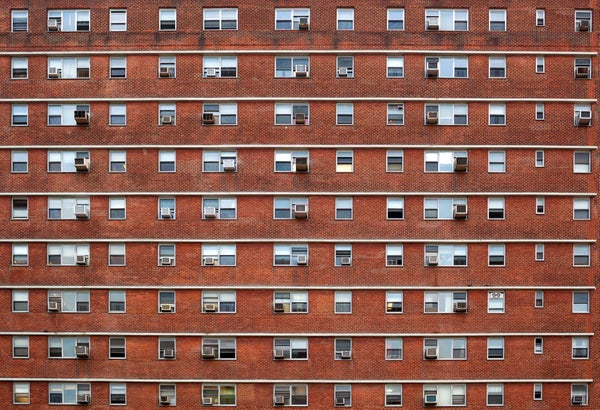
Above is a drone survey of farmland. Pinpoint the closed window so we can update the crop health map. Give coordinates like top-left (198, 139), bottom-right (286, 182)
top-left (387, 56), bottom-right (404, 77)
top-left (336, 103), bottom-right (354, 125)
top-left (425, 9), bottom-right (468, 31)
top-left (109, 197), bottom-right (126, 219)
top-left (385, 384), bottom-right (402, 406)
top-left (12, 244), bottom-right (29, 266)
top-left (572, 337), bottom-right (589, 359)
top-left (488, 291), bottom-right (505, 313)
top-left (387, 197), bottom-right (404, 219)
top-left (275, 103), bottom-right (309, 125)
top-left (109, 56), bottom-right (126, 78)
top-left (274, 244), bottom-right (308, 266)
top-left (202, 384), bottom-right (236, 406)
top-left (203, 56), bottom-right (237, 78)
top-left (386, 245), bottom-right (403, 266)
top-left (487, 384), bottom-right (504, 406)
top-left (387, 9), bottom-right (405, 30)
top-left (425, 104), bottom-right (467, 125)
top-left (47, 244), bottom-right (90, 266)
top-left (204, 8), bottom-right (238, 30)
top-left (487, 338), bottom-right (504, 360)
top-left (109, 104), bottom-right (126, 125)
top-left (535, 150), bottom-right (544, 167)
top-left (48, 57), bottom-right (90, 79)
top-left (336, 151), bottom-right (353, 172)
top-left (571, 384), bottom-right (588, 405)
top-left (48, 10), bottom-right (90, 32)
top-left (158, 198), bottom-right (175, 219)
top-left (12, 290), bottom-right (29, 312)
top-left (12, 10), bottom-right (28, 32)
top-left (108, 243), bottom-right (126, 266)
top-left (108, 290), bottom-right (126, 313)
top-left (536, 10), bottom-right (545, 26)
top-left (489, 56), bottom-right (506, 78)
top-left (573, 198), bottom-right (590, 219)
top-left (274, 291), bottom-right (308, 313)
top-left (424, 338), bottom-right (466, 360)
top-left (334, 245), bottom-right (352, 267)
top-left (337, 8), bottom-right (354, 30)
top-left (535, 244), bottom-right (545, 261)
top-left (13, 336), bottom-right (29, 358)
top-left (11, 151), bottom-right (28, 173)
top-left (387, 103), bottom-right (404, 125)
top-left (11, 57), bottom-right (28, 79)
top-left (534, 337), bottom-right (544, 354)
top-left (202, 244), bottom-right (236, 266)
top-left (48, 336), bottom-right (89, 358)
top-left (13, 382), bottom-right (30, 404)
top-left (386, 151), bottom-right (404, 172)
top-left (159, 9), bottom-right (176, 30)
top-left (488, 197), bottom-right (505, 219)
top-left (574, 58), bottom-right (592, 79)
top-left (573, 244), bottom-right (590, 266)
top-left (533, 383), bottom-right (543, 400)
top-left (488, 151), bottom-right (506, 172)
top-left (488, 244), bottom-right (506, 266)
top-left (109, 9), bottom-right (127, 31)
top-left (424, 244), bottom-right (467, 266)
top-left (12, 104), bottom-right (28, 126)
top-left (275, 9), bottom-right (310, 30)
top-left (573, 291), bottom-right (589, 313)
top-left (109, 337), bottom-right (126, 359)
top-left (12, 198), bottom-right (28, 219)
top-left (49, 383), bottom-right (91, 404)
top-left (273, 384), bottom-right (308, 406)
top-left (334, 291), bottom-right (352, 313)
top-left (110, 383), bottom-right (126, 405)
top-left (574, 152), bottom-right (591, 173)
top-left (109, 151), bottom-right (126, 172)
top-left (48, 104), bottom-right (90, 126)
top-left (203, 103), bottom-right (238, 125)
top-left (489, 9), bottom-right (507, 31)
top-left (203, 197), bottom-right (237, 219)
top-left (202, 291), bottom-right (236, 313)
top-left (335, 197), bottom-right (353, 219)
top-left (424, 291), bottom-right (467, 313)
top-left (203, 151), bottom-right (237, 172)
top-left (386, 291), bottom-right (403, 313)
top-left (337, 56), bottom-right (354, 77)
top-left (385, 338), bottom-right (403, 360)
top-left (535, 57), bottom-right (545, 74)
top-left (489, 103), bottom-right (506, 125)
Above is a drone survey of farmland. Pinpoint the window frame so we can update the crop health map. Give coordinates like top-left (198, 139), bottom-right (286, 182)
top-left (488, 151), bottom-right (506, 173)
top-left (489, 56), bottom-right (507, 78)
top-left (575, 10), bottom-right (592, 32)
top-left (13, 336), bottom-right (29, 359)
top-left (534, 337), bottom-right (544, 354)
top-left (202, 384), bottom-right (237, 406)
top-left (274, 103), bottom-right (309, 125)
top-left (48, 383), bottom-right (91, 404)
top-left (12, 290), bottom-right (29, 312)
top-left (203, 197), bottom-right (237, 220)
top-left (488, 244), bottom-right (506, 267)
top-left (423, 337), bottom-right (467, 360)
top-left (573, 244), bottom-right (590, 267)
top-left (202, 243), bottom-right (237, 266)
top-left (535, 57), bottom-right (545, 74)
top-left (489, 9), bottom-right (507, 31)
top-left (109, 337), bottom-right (126, 359)
top-left (425, 9), bottom-right (469, 31)
top-left (12, 10), bottom-right (28, 32)
top-left (108, 290), bottom-right (126, 313)
top-left (12, 243), bottom-right (29, 266)
top-left (202, 291), bottom-right (237, 313)
top-left (336, 151), bottom-right (354, 173)
top-left (334, 291), bottom-right (352, 314)
top-left (158, 290), bottom-right (176, 313)
top-left (572, 337), bottom-right (589, 359)
top-left (203, 56), bottom-right (238, 78)
top-left (334, 384), bottom-right (352, 407)
top-left (274, 150), bottom-right (310, 172)
top-left (203, 103), bottom-right (238, 125)
top-left (573, 291), bottom-right (590, 313)
top-left (12, 197), bottom-right (28, 219)
top-left (273, 291), bottom-right (309, 313)
top-left (387, 9), bottom-right (405, 31)
top-left (273, 338), bottom-right (308, 360)
top-left (109, 103), bottom-right (126, 126)
top-left (487, 338), bottom-right (505, 360)
top-left (336, 103), bottom-right (354, 125)
top-left (487, 291), bottom-right (505, 313)
top-left (202, 151), bottom-right (237, 173)
top-left (275, 8), bottom-right (310, 31)
top-left (158, 244), bottom-right (176, 266)
top-left (13, 382), bottom-right (30, 404)
top-left (109, 56), bottom-right (127, 78)
top-left (385, 338), bottom-right (403, 360)
top-left (424, 291), bottom-right (467, 314)
top-left (109, 9), bottom-right (127, 31)
top-left (488, 103), bottom-right (506, 125)
top-left (11, 151), bottom-right (28, 173)
top-left (48, 104), bottom-right (90, 126)
top-left (573, 198), bottom-right (591, 220)
top-left (334, 338), bottom-right (352, 360)
top-left (47, 56), bottom-right (91, 79)
top-left (424, 244), bottom-right (468, 266)
top-left (11, 104), bottom-right (28, 126)
top-left (159, 8), bottom-right (176, 31)
top-left (47, 244), bottom-right (90, 266)
top-left (386, 291), bottom-right (403, 314)
top-left (337, 8), bottom-right (354, 30)
top-left (574, 151), bottom-right (591, 173)
top-left (336, 56), bottom-right (354, 78)
top-left (535, 244), bottom-right (545, 262)
top-left (335, 197), bottom-right (353, 220)
top-left (273, 384), bottom-right (308, 406)
top-left (385, 384), bottom-right (403, 406)
top-left (110, 383), bottom-right (127, 405)
top-left (386, 151), bottom-right (404, 172)
top-left (47, 9), bottom-right (90, 32)
top-left (203, 8), bottom-right (238, 30)
top-left (11, 57), bottom-right (28, 79)
top-left (274, 197), bottom-right (309, 220)
top-left (386, 56), bottom-right (404, 78)
top-left (486, 384), bottom-right (504, 406)
top-left (424, 103), bottom-right (468, 125)
top-left (536, 10), bottom-right (545, 27)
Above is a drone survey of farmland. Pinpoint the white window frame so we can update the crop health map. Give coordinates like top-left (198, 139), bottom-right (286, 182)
top-left (573, 244), bottom-right (590, 266)
top-left (274, 150), bottom-right (310, 172)
top-left (488, 197), bottom-right (505, 219)
top-left (47, 290), bottom-right (90, 312)
top-left (334, 338), bottom-right (352, 360)
top-left (48, 104), bottom-right (90, 126)
top-left (275, 9), bottom-right (310, 31)
top-left (386, 291), bottom-right (403, 314)
top-left (337, 8), bottom-right (354, 30)
top-left (109, 151), bottom-right (126, 173)
top-left (203, 8), bottom-right (238, 30)
top-left (108, 290), bottom-right (126, 313)
top-left (202, 291), bottom-right (236, 313)
top-left (488, 244), bottom-right (506, 267)
top-left (203, 103), bottom-right (238, 125)
top-left (158, 198), bottom-right (175, 219)
top-left (158, 244), bottom-right (175, 265)
top-left (334, 245), bottom-right (352, 267)
top-left (536, 10), bottom-right (545, 26)
top-left (385, 244), bottom-right (403, 266)
top-left (572, 337), bottom-right (589, 359)
top-left (158, 150), bottom-right (176, 172)
top-left (158, 337), bottom-right (176, 360)
top-left (109, 9), bottom-right (127, 31)
top-left (487, 338), bottom-right (505, 360)
top-left (13, 382), bottom-right (30, 404)
top-left (275, 103), bottom-right (309, 125)
top-left (336, 151), bottom-right (353, 172)
top-left (422, 384), bottom-right (466, 406)
top-left (202, 197), bottom-right (237, 219)
top-left (109, 337), bottom-right (126, 359)
top-left (158, 384), bottom-right (176, 406)
top-left (424, 244), bottom-right (468, 266)
top-left (274, 197), bottom-right (308, 219)
top-left (535, 244), bottom-right (545, 262)
top-left (203, 151), bottom-right (237, 172)
top-left (334, 384), bottom-right (352, 407)
top-left (109, 56), bottom-right (126, 78)
top-left (423, 338), bottom-right (467, 360)
top-left (49, 383), bottom-right (91, 404)
top-left (385, 384), bottom-right (403, 406)
top-left (12, 244), bottom-right (29, 266)
top-left (275, 56), bottom-right (310, 78)
top-left (336, 56), bottom-right (354, 78)
top-left (535, 56), bottom-right (545, 74)
top-left (387, 103), bottom-right (404, 125)
top-left (48, 10), bottom-right (90, 32)
top-left (11, 57), bottom-right (28, 79)
top-left (488, 291), bottom-right (505, 313)
top-left (272, 384), bottom-right (308, 406)
top-left (335, 197), bottom-right (353, 219)
top-left (533, 383), bottom-right (542, 400)
top-left (12, 197), bottom-right (28, 219)
top-left (110, 383), bottom-right (127, 405)
top-left (574, 104), bottom-right (592, 126)
top-left (488, 151), bottom-right (506, 173)
top-left (203, 56), bottom-right (238, 78)
top-left (534, 337), bottom-right (544, 354)
top-left (109, 103), bottom-right (126, 126)
top-left (489, 9), bottom-right (507, 31)
top-left (158, 56), bottom-right (176, 78)
top-left (385, 338), bottom-right (403, 360)
top-left (575, 10), bottom-right (592, 32)
top-left (387, 9), bottom-right (405, 30)
top-left (13, 336), bottom-right (29, 359)
top-left (424, 291), bottom-right (467, 313)
top-left (425, 9), bottom-right (469, 31)
top-left (48, 336), bottom-right (90, 358)
top-left (424, 103), bottom-right (468, 125)
top-left (425, 56), bottom-right (468, 78)
top-left (159, 8), bottom-right (176, 31)
top-left (11, 104), bottom-right (28, 126)
top-left (574, 151), bottom-right (591, 173)
top-left (386, 151), bottom-right (404, 172)
top-left (573, 198), bottom-right (590, 220)
top-left (334, 291), bottom-right (352, 313)
top-left (273, 338), bottom-right (308, 360)
top-left (386, 56), bottom-right (404, 77)
top-left (536, 197), bottom-right (545, 214)
top-left (573, 291), bottom-right (590, 313)
top-left (489, 56), bottom-right (506, 78)
top-left (48, 197), bottom-right (90, 220)
top-left (47, 244), bottom-right (90, 266)
top-left (12, 10), bottom-right (28, 32)
top-left (158, 103), bottom-right (176, 125)
top-left (109, 197), bottom-right (126, 220)
top-left (336, 103), bottom-right (354, 125)
top-left (108, 243), bottom-right (126, 266)
top-left (424, 197), bottom-right (467, 220)
top-left (387, 197), bottom-right (404, 220)
top-left (273, 291), bottom-right (309, 313)
top-left (11, 151), bottom-right (28, 173)
top-left (536, 103), bottom-right (545, 120)
top-left (158, 291), bottom-right (176, 313)
top-left (202, 244), bottom-right (236, 266)
top-left (487, 384), bottom-right (504, 406)
top-left (202, 384), bottom-right (236, 406)
top-left (12, 290), bottom-right (29, 312)
top-left (274, 244), bottom-right (308, 266)
top-left (571, 384), bottom-right (588, 405)
top-left (574, 58), bottom-right (592, 79)
top-left (489, 103), bottom-right (506, 125)
top-left (48, 57), bottom-right (90, 79)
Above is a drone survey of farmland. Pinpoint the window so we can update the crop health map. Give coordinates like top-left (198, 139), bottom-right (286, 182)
top-left (534, 197), bottom-right (545, 214)
top-left (572, 337), bottom-right (589, 359)
top-left (488, 244), bottom-right (505, 266)
top-left (109, 56), bottom-right (126, 78)
top-left (535, 150), bottom-right (545, 168)
top-left (11, 104), bottom-right (28, 126)
top-left (533, 383), bottom-right (542, 400)
top-left (158, 291), bottom-right (176, 313)
top-left (109, 290), bottom-right (126, 313)
top-left (49, 383), bottom-right (91, 404)
top-left (12, 198), bottom-right (28, 219)
top-left (387, 9), bottom-right (405, 30)
top-left (571, 384), bottom-right (588, 405)
top-left (109, 197), bottom-right (126, 219)
top-left (334, 338), bottom-right (352, 359)
top-left (109, 104), bottom-right (126, 125)
top-left (47, 244), bottom-right (90, 266)
top-left (202, 384), bottom-right (236, 406)
top-left (108, 243), bottom-right (125, 266)
top-left (159, 9), bottom-right (176, 30)
top-left (275, 103), bottom-right (309, 125)
top-left (203, 151), bottom-right (237, 172)
top-left (203, 103), bottom-right (238, 125)
top-left (573, 291), bottom-right (590, 313)
top-left (109, 151), bottom-right (126, 172)
top-left (158, 198), bottom-right (175, 219)
top-left (274, 151), bottom-right (310, 172)
top-left (13, 336), bottom-right (29, 358)
top-left (536, 10), bottom-right (545, 26)
top-left (336, 151), bottom-right (353, 172)
top-left (488, 198), bottom-right (505, 219)
top-left (425, 56), bottom-right (468, 78)
top-left (489, 103), bottom-right (506, 125)
top-left (337, 56), bottom-right (354, 77)
top-left (386, 245), bottom-right (404, 266)
top-left (202, 291), bottom-right (236, 313)
top-left (336, 103), bottom-right (354, 125)
top-left (335, 245), bottom-right (352, 267)
top-left (202, 244), bottom-right (236, 266)
top-left (425, 9), bottom-right (468, 31)
top-left (274, 197), bottom-right (308, 219)
top-left (11, 57), bottom-right (28, 79)
top-left (384, 198), bottom-right (404, 220)
top-left (109, 9), bottom-right (127, 31)
top-left (387, 56), bottom-right (404, 77)
top-left (424, 291), bottom-right (467, 313)
top-left (424, 198), bottom-right (467, 219)
top-left (13, 382), bottom-right (29, 404)
top-left (574, 152), bottom-right (591, 173)
top-left (12, 290), bottom-right (29, 312)
top-left (574, 198), bottom-right (590, 220)
top-left (335, 291), bottom-right (352, 313)
top-left (383, 104), bottom-right (406, 127)
top-left (48, 197), bottom-right (90, 220)
top-left (424, 338), bottom-right (466, 360)
top-left (488, 151), bottom-right (506, 172)
top-left (487, 384), bottom-right (504, 406)
top-left (48, 290), bottom-right (90, 312)
top-left (48, 336), bottom-right (90, 358)
top-left (48, 10), bottom-right (90, 31)
top-left (334, 385), bottom-right (352, 407)
top-left (534, 337), bottom-right (544, 354)
top-left (386, 291), bottom-right (403, 313)
top-left (159, 103), bottom-right (176, 125)
top-left (424, 244), bottom-right (467, 266)
top-left (575, 10), bottom-right (592, 31)
top-left (203, 56), bottom-right (237, 78)
top-left (275, 9), bottom-right (310, 30)
top-left (274, 291), bottom-right (308, 313)
top-left (110, 383), bottom-right (126, 405)
top-left (575, 58), bottom-right (592, 79)
top-left (335, 197), bottom-right (353, 219)
top-left (203, 197), bottom-right (237, 219)
top-left (385, 338), bottom-right (403, 360)
top-left (535, 56), bottom-right (545, 74)
top-left (534, 291), bottom-right (545, 309)
top-left (422, 385), bottom-right (466, 406)
top-left (204, 8), bottom-right (238, 30)
top-left (158, 337), bottom-right (176, 359)
top-left (158, 244), bottom-right (175, 265)
top-left (424, 151), bottom-right (468, 172)
top-left (12, 244), bottom-right (29, 266)
top-left (48, 104), bottom-right (90, 126)
top-left (574, 104), bottom-right (592, 126)
top-left (489, 56), bottom-right (506, 78)
top-left (487, 338), bottom-right (504, 360)
top-left (489, 10), bottom-right (507, 31)
top-left (158, 56), bottom-right (176, 78)
top-left (488, 291), bottom-right (505, 313)
top-left (109, 337), bottom-right (126, 359)
top-left (573, 244), bottom-right (590, 266)
top-left (425, 103), bottom-right (467, 125)
top-left (274, 244), bottom-right (308, 266)
top-left (12, 10), bottom-right (28, 32)
top-left (158, 151), bottom-right (176, 172)
top-left (386, 151), bottom-right (404, 172)
top-left (385, 384), bottom-right (402, 406)
top-left (11, 151), bottom-right (28, 173)
top-left (274, 338), bottom-right (308, 359)
top-left (535, 244), bottom-right (545, 262)
top-left (48, 57), bottom-right (90, 79)
top-left (159, 384), bottom-right (176, 406)
top-left (337, 9), bottom-right (354, 30)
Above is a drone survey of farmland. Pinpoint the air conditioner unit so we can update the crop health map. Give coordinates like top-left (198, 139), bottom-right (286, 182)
top-left (577, 111), bottom-right (592, 126)
top-left (295, 113), bottom-right (306, 124)
top-left (572, 395), bottom-right (584, 405)
top-left (340, 257), bottom-right (351, 265)
top-left (578, 20), bottom-right (590, 31)
top-left (48, 67), bottom-right (61, 78)
top-left (340, 350), bottom-right (352, 359)
top-left (453, 204), bottom-right (468, 219)
top-left (292, 203), bottom-right (308, 218)
top-left (203, 256), bottom-right (218, 266)
top-left (159, 67), bottom-right (171, 77)
top-left (205, 68), bottom-right (217, 77)
top-left (424, 394), bottom-right (438, 405)
top-left (427, 255), bottom-right (439, 266)
top-left (294, 157), bottom-right (308, 171)
top-left (160, 303), bottom-right (174, 312)
top-left (338, 67), bottom-right (349, 77)
top-left (426, 61), bottom-right (439, 77)
top-left (77, 394), bottom-right (90, 404)
top-left (74, 157), bottom-right (90, 171)
top-left (454, 156), bottom-right (468, 171)
top-left (427, 17), bottom-right (440, 30)
top-left (74, 205), bottom-right (90, 219)
top-left (274, 302), bottom-right (285, 312)
top-left (160, 395), bottom-right (171, 405)
top-left (426, 111), bottom-right (439, 124)
top-left (453, 301), bottom-right (468, 312)
top-left (294, 65), bottom-right (308, 77)
top-left (202, 113), bottom-right (215, 124)
top-left (425, 347), bottom-right (438, 359)
top-left (222, 159), bottom-right (236, 171)
top-left (296, 254), bottom-right (308, 265)
top-left (274, 348), bottom-right (286, 359)
top-left (203, 303), bottom-right (217, 312)
top-left (162, 349), bottom-right (175, 358)
top-left (202, 397), bottom-right (213, 405)
top-left (159, 257), bottom-right (174, 266)
top-left (336, 397), bottom-right (346, 406)
top-left (576, 66), bottom-right (590, 78)
top-left (48, 20), bottom-right (60, 31)
top-left (76, 255), bottom-right (89, 265)
top-left (202, 346), bottom-right (216, 358)
top-left (48, 301), bottom-right (60, 312)
top-left (75, 345), bottom-right (89, 357)
top-left (74, 110), bottom-right (89, 125)
top-left (204, 207), bottom-right (217, 218)
top-left (298, 17), bottom-right (309, 30)
top-left (161, 208), bottom-right (172, 218)
top-left (160, 115), bottom-right (173, 125)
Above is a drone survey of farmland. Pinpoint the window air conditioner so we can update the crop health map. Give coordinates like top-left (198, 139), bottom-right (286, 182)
top-left (202, 113), bottom-right (215, 124)
top-left (292, 203), bottom-right (308, 218)
top-left (578, 20), bottom-right (590, 31)
top-left (77, 394), bottom-right (90, 404)
top-left (76, 255), bottom-right (89, 265)
top-left (202, 346), bottom-right (216, 358)
top-left (222, 159), bottom-right (236, 171)
top-left (274, 395), bottom-right (286, 405)
top-left (160, 395), bottom-right (171, 405)
top-left (427, 255), bottom-right (439, 266)
top-left (298, 17), bottom-right (309, 30)
top-left (75, 345), bottom-right (89, 357)
top-left (159, 257), bottom-right (174, 266)
top-left (74, 205), bottom-right (90, 219)
top-left (577, 111), bottom-right (592, 126)
top-left (203, 303), bottom-right (217, 312)
top-left (203, 256), bottom-right (218, 266)
top-left (204, 207), bottom-right (217, 218)
top-left (340, 350), bottom-right (352, 359)
top-left (338, 67), bottom-right (349, 77)
top-left (160, 208), bottom-right (173, 218)
top-left (48, 20), bottom-right (60, 31)
top-left (162, 349), bottom-right (175, 358)
top-left (74, 157), bottom-right (90, 171)
top-left (294, 157), bottom-right (309, 171)
top-left (576, 66), bottom-right (590, 78)
top-left (572, 395), bottom-right (584, 405)
top-left (426, 110), bottom-right (439, 124)
top-left (453, 204), bottom-right (468, 219)
top-left (48, 67), bottom-right (61, 78)
top-left (295, 113), bottom-right (306, 124)
top-left (202, 397), bottom-right (213, 405)
top-left (427, 17), bottom-right (440, 30)
top-left (424, 394), bottom-right (438, 405)
top-left (336, 397), bottom-right (346, 406)
top-left (48, 301), bottom-right (60, 312)
top-left (425, 347), bottom-right (438, 359)
top-left (453, 301), bottom-right (468, 312)
top-left (205, 68), bottom-right (217, 77)
top-left (426, 61), bottom-right (439, 77)
top-left (74, 110), bottom-right (89, 125)
top-left (296, 254), bottom-right (308, 265)
top-left (294, 64), bottom-right (308, 77)
top-left (274, 302), bottom-right (285, 312)
top-left (454, 156), bottom-right (468, 171)
top-left (160, 303), bottom-right (174, 312)
top-left (274, 348), bottom-right (285, 359)
top-left (340, 257), bottom-right (351, 265)
top-left (160, 115), bottom-right (173, 125)
top-left (159, 66), bottom-right (171, 77)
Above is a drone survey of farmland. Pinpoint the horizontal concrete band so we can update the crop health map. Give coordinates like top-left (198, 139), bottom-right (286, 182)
top-left (1, 192), bottom-right (597, 197)
top-left (1, 144), bottom-right (598, 149)
top-left (2, 285), bottom-right (594, 290)
top-left (1, 238), bottom-right (595, 243)
top-left (1, 332), bottom-right (593, 337)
